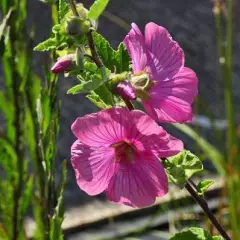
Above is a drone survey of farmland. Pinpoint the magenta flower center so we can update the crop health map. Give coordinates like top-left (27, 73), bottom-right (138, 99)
top-left (111, 141), bottom-right (137, 164)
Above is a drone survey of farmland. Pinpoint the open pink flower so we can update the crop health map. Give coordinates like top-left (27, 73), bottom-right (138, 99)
top-left (124, 22), bottom-right (198, 123)
top-left (71, 108), bottom-right (183, 208)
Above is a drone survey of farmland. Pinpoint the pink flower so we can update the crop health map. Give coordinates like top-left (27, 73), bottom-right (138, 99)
top-left (71, 108), bottom-right (183, 208)
top-left (124, 22), bottom-right (198, 123)
top-left (116, 81), bottom-right (136, 100)
top-left (51, 54), bottom-right (74, 73)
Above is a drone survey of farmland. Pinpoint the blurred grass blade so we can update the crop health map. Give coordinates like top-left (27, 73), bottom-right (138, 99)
top-left (50, 160), bottom-right (67, 240)
top-left (173, 123), bottom-right (225, 175)
top-left (19, 176), bottom-right (34, 217)
top-left (0, 8), bottom-right (13, 40)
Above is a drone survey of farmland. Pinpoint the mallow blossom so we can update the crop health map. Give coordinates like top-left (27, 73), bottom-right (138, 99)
top-left (124, 22), bottom-right (198, 123)
top-left (71, 108), bottom-right (183, 207)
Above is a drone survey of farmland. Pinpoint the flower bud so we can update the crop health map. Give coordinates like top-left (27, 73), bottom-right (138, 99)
top-left (65, 16), bottom-right (90, 36)
top-left (51, 54), bottom-right (75, 73)
top-left (116, 81), bottom-right (136, 100)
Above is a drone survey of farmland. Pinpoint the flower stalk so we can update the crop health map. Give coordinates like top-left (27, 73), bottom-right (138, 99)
top-left (185, 181), bottom-right (231, 240)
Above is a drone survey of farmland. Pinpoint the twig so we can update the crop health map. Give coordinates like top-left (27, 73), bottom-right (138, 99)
top-left (185, 182), bottom-right (231, 240)
top-left (86, 31), bottom-right (104, 68)
top-left (68, 0), bottom-right (79, 17)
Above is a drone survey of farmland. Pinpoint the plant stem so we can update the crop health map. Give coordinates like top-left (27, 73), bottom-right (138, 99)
top-left (185, 182), bottom-right (231, 240)
top-left (9, 15), bottom-right (24, 240)
top-left (68, 0), bottom-right (79, 17)
top-left (224, 0), bottom-right (236, 156)
top-left (69, 0), bottom-right (104, 68)
top-left (86, 31), bottom-right (104, 68)
top-left (123, 99), bottom-right (134, 111)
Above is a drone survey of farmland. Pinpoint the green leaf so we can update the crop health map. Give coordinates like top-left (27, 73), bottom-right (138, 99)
top-left (34, 38), bottom-right (57, 51)
top-left (88, 0), bottom-right (110, 20)
top-left (87, 92), bottom-right (112, 109)
top-left (196, 180), bottom-right (214, 196)
top-left (173, 124), bottom-right (225, 176)
top-left (67, 67), bottom-right (111, 94)
top-left (115, 43), bottom-right (130, 72)
top-left (67, 73), bottom-right (103, 94)
top-left (93, 33), bottom-right (130, 73)
top-left (58, 0), bottom-right (68, 20)
top-left (169, 227), bottom-right (223, 240)
top-left (163, 150), bottom-right (203, 188)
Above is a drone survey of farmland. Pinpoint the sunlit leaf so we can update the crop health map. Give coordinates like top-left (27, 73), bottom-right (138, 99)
top-left (196, 180), bottom-right (214, 196)
top-left (34, 38), bottom-right (57, 51)
top-left (58, 0), bottom-right (68, 20)
top-left (88, 0), bottom-right (110, 20)
top-left (93, 32), bottom-right (130, 73)
top-left (163, 150), bottom-right (203, 188)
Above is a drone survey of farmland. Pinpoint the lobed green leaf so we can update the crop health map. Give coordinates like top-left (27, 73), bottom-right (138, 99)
top-left (169, 227), bottom-right (223, 240)
top-left (34, 38), bottom-right (57, 51)
top-left (163, 150), bottom-right (203, 188)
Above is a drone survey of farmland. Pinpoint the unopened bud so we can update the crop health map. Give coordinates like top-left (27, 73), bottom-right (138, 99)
top-left (65, 16), bottom-right (90, 36)
top-left (116, 81), bottom-right (136, 100)
top-left (51, 54), bottom-right (75, 73)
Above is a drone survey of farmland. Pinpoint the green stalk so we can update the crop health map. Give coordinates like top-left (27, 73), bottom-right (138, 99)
top-left (224, 0), bottom-right (236, 158)
top-left (9, 11), bottom-right (24, 240)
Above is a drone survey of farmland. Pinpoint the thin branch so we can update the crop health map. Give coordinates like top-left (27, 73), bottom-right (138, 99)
top-left (86, 31), bottom-right (104, 68)
top-left (68, 0), bottom-right (79, 17)
top-left (185, 182), bottom-right (231, 240)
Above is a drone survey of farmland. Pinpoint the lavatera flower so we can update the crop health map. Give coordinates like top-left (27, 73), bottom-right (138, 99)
top-left (71, 108), bottom-right (183, 208)
top-left (124, 22), bottom-right (198, 123)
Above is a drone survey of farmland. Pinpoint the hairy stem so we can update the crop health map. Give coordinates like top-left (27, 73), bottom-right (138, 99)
top-left (86, 31), bottom-right (104, 68)
top-left (185, 182), bottom-right (231, 240)
top-left (68, 0), bottom-right (79, 17)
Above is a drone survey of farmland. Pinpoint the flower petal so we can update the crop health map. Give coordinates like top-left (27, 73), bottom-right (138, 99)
top-left (106, 155), bottom-right (168, 208)
top-left (127, 110), bottom-right (184, 157)
top-left (124, 23), bottom-right (148, 73)
top-left (144, 22), bottom-right (184, 80)
top-left (142, 67), bottom-right (197, 123)
top-left (154, 67), bottom-right (198, 104)
top-left (71, 140), bottom-right (116, 196)
top-left (71, 108), bottom-right (131, 147)
top-left (143, 95), bottom-right (193, 123)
